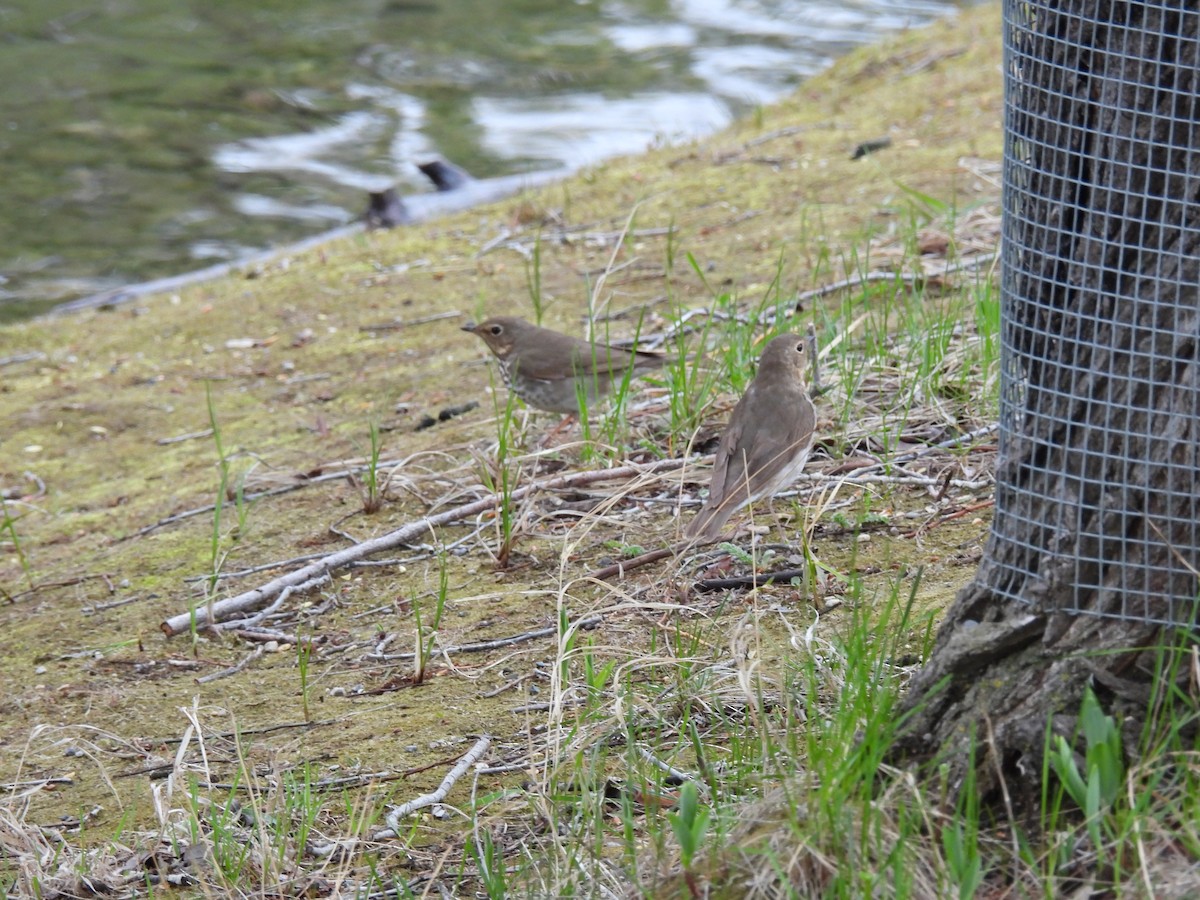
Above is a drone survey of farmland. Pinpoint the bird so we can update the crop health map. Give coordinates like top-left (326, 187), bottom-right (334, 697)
top-left (461, 316), bottom-right (664, 415)
top-left (685, 333), bottom-right (816, 542)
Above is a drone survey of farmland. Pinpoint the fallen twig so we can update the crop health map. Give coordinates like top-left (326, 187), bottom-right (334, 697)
top-left (379, 735), bottom-right (492, 835)
top-left (902, 499), bottom-right (995, 538)
top-left (128, 482), bottom-right (324, 539)
top-left (82, 595), bottom-right (144, 615)
top-left (0, 351), bottom-right (47, 367)
top-left (787, 252), bottom-right (997, 312)
top-left (185, 525), bottom-right (486, 583)
top-left (160, 460), bottom-right (687, 636)
top-left (155, 429), bottom-right (214, 446)
top-left (858, 422), bottom-right (999, 470)
top-left (1, 776), bottom-right (75, 791)
top-left (127, 458), bottom-right (424, 539)
top-left (183, 552), bottom-right (330, 583)
top-left (637, 747), bottom-right (697, 787)
top-left (590, 544), bottom-right (688, 581)
top-left (743, 125), bottom-right (807, 147)
top-left (201, 751), bottom-right (484, 793)
top-left (232, 627), bottom-right (314, 647)
top-left (479, 758), bottom-right (543, 776)
top-left (196, 646), bottom-right (264, 684)
top-left (366, 616), bottom-right (603, 661)
top-left (694, 568), bottom-right (808, 593)
top-left (202, 576), bottom-right (328, 635)
top-left (481, 674), bottom-right (537, 698)
top-left (5, 573), bottom-right (115, 604)
top-left (786, 472), bottom-right (991, 494)
top-left (359, 310), bottom-right (462, 331)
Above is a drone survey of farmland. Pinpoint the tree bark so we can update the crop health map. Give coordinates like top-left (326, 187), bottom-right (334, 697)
top-left (892, 1), bottom-right (1200, 801)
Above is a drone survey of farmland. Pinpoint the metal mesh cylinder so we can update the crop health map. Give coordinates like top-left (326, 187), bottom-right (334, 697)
top-left (992, 1), bottom-right (1200, 625)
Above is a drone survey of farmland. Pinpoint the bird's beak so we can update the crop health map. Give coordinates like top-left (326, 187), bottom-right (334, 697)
top-left (461, 322), bottom-right (477, 333)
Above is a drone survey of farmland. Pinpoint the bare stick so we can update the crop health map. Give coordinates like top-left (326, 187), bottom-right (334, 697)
top-left (232, 628), bottom-right (315, 647)
top-left (840, 423), bottom-right (999, 476)
top-left (901, 499), bottom-right (995, 538)
top-left (358, 310), bottom-right (462, 331)
top-left (182, 525), bottom-right (484, 583)
top-left (479, 759), bottom-right (543, 775)
top-left (1, 776), bottom-right (75, 790)
top-left (590, 543), bottom-right (689, 581)
top-left (196, 647), bottom-right (264, 684)
top-left (155, 429), bottom-right (215, 446)
top-left (82, 595), bottom-right (144, 615)
top-left (183, 552), bottom-right (330, 583)
top-left (637, 747), bottom-right (697, 786)
top-left (367, 615), bottom-right (603, 661)
top-left (6, 573), bottom-right (115, 604)
top-left (0, 352), bottom-right (47, 367)
top-left (785, 472), bottom-right (991, 493)
top-left (379, 735), bottom-right (491, 836)
top-left (127, 459), bottom-right (421, 539)
top-left (127, 482), bottom-right (327, 539)
top-left (789, 252), bottom-right (997, 311)
top-left (694, 568), bottom-right (808, 593)
top-left (161, 460), bottom-right (686, 636)
top-left (215, 583), bottom-right (309, 632)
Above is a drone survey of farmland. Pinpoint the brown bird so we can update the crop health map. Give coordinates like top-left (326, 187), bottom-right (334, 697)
top-left (462, 316), bottom-right (664, 414)
top-left (685, 333), bottom-right (816, 542)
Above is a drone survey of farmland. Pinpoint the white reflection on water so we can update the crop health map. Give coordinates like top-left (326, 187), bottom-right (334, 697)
top-left (606, 23), bottom-right (698, 52)
top-left (214, 110), bottom-right (395, 191)
top-left (230, 195), bottom-right (353, 223)
top-left (472, 92), bottom-right (733, 168)
top-left (671, 0), bottom-right (952, 38)
top-left (215, 0), bottom-right (960, 217)
top-left (690, 44), bottom-right (812, 104)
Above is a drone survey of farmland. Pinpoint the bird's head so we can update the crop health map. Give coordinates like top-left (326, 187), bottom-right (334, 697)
top-left (463, 316), bottom-right (526, 358)
top-left (758, 333), bottom-right (809, 381)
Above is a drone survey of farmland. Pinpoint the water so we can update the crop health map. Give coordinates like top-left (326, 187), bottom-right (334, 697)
top-left (0, 0), bottom-right (965, 321)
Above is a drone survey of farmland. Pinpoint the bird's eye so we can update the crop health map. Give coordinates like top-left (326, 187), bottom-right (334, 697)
top-left (795, 342), bottom-right (805, 353)
top-left (490, 325), bottom-right (503, 336)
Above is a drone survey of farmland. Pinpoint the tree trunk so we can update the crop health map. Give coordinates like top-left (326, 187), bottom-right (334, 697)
top-left (892, 1), bottom-right (1200, 801)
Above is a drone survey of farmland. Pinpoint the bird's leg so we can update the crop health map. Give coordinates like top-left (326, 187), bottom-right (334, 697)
top-left (536, 413), bottom-right (578, 448)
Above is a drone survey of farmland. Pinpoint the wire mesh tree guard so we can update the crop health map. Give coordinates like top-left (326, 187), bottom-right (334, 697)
top-left (988, 0), bottom-right (1200, 626)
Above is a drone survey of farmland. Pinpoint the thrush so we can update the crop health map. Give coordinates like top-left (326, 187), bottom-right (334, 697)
top-left (685, 333), bottom-right (816, 542)
top-left (462, 316), bottom-right (664, 414)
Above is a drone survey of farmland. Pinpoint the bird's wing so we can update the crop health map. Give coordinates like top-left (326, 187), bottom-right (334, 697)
top-left (565, 343), bottom-right (650, 378)
top-left (698, 388), bottom-right (755, 515)
top-left (711, 385), bottom-right (763, 494)
top-left (715, 384), bottom-right (814, 498)
top-left (686, 381), bottom-right (814, 541)
top-left (684, 398), bottom-right (753, 540)
top-left (746, 388), bottom-right (815, 474)
top-left (506, 340), bottom-right (591, 383)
